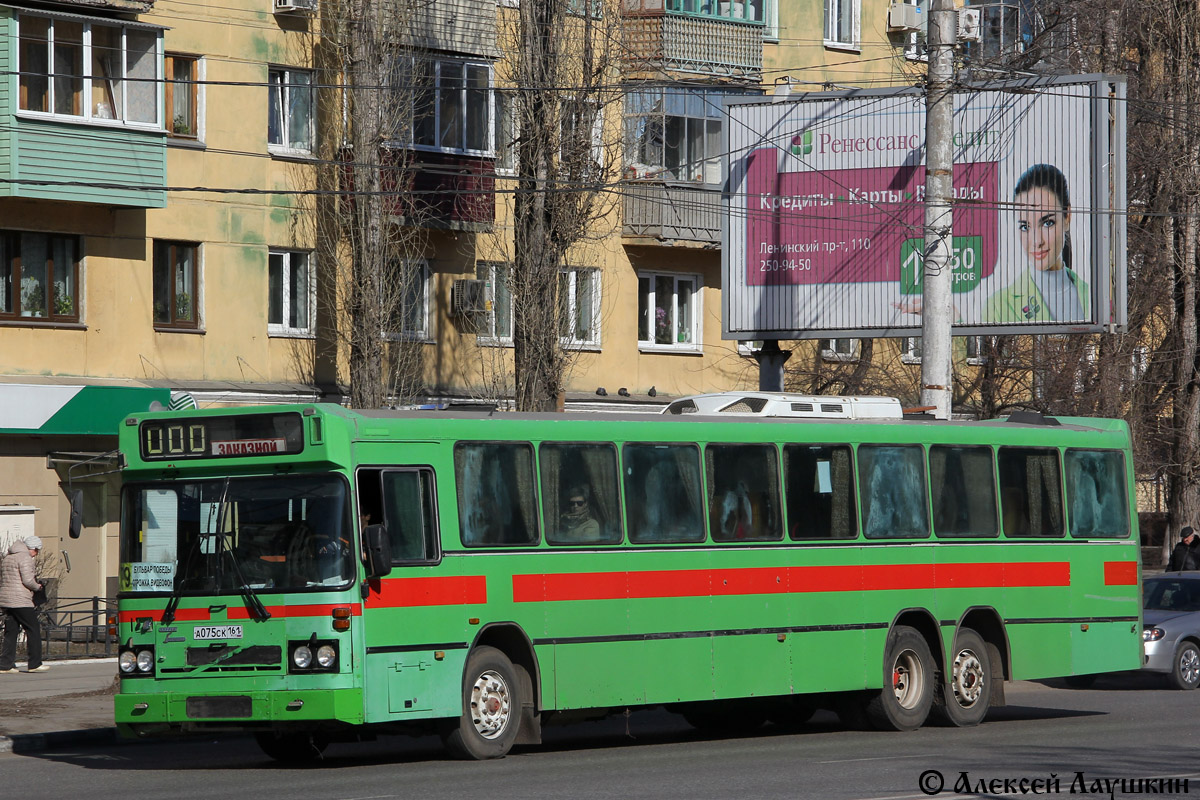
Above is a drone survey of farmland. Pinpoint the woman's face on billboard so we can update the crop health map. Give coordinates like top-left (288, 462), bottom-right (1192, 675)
top-left (1015, 186), bottom-right (1069, 272)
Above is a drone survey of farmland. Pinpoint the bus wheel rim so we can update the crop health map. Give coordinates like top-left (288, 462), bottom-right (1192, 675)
top-left (892, 649), bottom-right (924, 709)
top-left (952, 648), bottom-right (985, 707)
top-left (470, 669), bottom-right (512, 739)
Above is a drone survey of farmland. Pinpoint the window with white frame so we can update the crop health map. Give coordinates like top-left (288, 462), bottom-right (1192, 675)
top-left (268, 250), bottom-right (313, 336)
top-left (638, 272), bottom-right (700, 350)
top-left (624, 85), bottom-right (758, 184)
top-left (268, 67), bottom-right (314, 153)
top-left (493, 89), bottom-right (517, 175)
top-left (561, 99), bottom-right (604, 179)
top-left (476, 261), bottom-right (512, 342)
top-left (385, 259), bottom-right (430, 340)
top-left (762, 0), bottom-right (779, 39)
top-left (559, 268), bottom-right (600, 346)
top-left (902, 336), bottom-right (985, 364)
top-left (824, 0), bottom-right (860, 49)
top-left (820, 338), bottom-right (859, 362)
top-left (18, 13), bottom-right (160, 127)
top-left (902, 0), bottom-right (927, 59)
top-left (400, 57), bottom-right (492, 156)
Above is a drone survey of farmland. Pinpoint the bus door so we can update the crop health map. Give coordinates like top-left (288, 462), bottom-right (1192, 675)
top-left (357, 462), bottom-right (462, 723)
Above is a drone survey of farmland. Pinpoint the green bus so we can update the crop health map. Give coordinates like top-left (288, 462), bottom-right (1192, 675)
top-left (113, 396), bottom-right (1142, 760)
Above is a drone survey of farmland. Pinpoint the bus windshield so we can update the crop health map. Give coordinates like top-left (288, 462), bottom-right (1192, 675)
top-left (120, 474), bottom-right (353, 594)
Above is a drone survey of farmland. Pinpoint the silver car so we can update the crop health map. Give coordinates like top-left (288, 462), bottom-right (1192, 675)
top-left (1143, 573), bottom-right (1200, 689)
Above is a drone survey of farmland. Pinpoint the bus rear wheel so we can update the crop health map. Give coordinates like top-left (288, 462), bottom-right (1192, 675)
top-left (867, 625), bottom-right (934, 731)
top-left (254, 732), bottom-right (328, 763)
top-left (934, 627), bottom-right (990, 727)
top-left (443, 646), bottom-right (522, 760)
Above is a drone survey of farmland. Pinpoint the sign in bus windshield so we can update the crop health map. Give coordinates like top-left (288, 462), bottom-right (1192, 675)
top-left (138, 413), bottom-right (305, 461)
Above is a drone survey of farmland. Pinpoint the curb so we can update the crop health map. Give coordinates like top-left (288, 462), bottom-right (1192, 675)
top-left (0, 726), bottom-right (119, 754)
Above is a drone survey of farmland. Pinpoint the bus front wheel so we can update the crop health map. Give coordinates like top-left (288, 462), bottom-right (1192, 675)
top-left (934, 627), bottom-right (990, 726)
top-left (867, 625), bottom-right (934, 731)
top-left (443, 645), bottom-right (522, 760)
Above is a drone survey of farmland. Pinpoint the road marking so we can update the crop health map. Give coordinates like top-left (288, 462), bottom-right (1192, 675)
top-left (819, 754), bottom-right (933, 764)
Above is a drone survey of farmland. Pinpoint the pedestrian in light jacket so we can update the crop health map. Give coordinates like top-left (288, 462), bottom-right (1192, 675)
top-left (0, 536), bottom-right (46, 673)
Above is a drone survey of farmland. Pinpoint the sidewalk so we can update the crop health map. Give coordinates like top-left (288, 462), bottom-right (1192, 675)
top-left (0, 658), bottom-right (118, 754)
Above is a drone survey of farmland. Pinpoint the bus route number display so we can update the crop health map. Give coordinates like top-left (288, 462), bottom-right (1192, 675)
top-left (139, 413), bottom-right (305, 461)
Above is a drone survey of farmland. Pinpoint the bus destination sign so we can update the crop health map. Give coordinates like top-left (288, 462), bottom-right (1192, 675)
top-left (139, 412), bottom-right (305, 461)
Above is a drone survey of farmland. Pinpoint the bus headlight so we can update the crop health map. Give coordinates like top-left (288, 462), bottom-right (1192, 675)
top-left (119, 651), bottom-right (137, 673)
top-left (292, 645), bottom-right (313, 669)
top-left (136, 650), bottom-right (155, 673)
top-left (316, 644), bottom-right (337, 668)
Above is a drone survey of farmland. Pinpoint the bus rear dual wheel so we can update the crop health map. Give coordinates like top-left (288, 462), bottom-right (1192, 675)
top-left (863, 625), bottom-right (990, 732)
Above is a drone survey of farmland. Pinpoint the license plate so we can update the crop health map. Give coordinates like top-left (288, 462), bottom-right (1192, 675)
top-left (193, 625), bottom-right (243, 641)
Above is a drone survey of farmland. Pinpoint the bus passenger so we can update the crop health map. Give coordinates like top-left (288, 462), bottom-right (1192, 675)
top-left (560, 486), bottom-right (601, 542)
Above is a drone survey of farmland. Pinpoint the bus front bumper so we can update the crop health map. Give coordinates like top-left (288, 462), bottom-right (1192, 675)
top-left (115, 688), bottom-right (364, 737)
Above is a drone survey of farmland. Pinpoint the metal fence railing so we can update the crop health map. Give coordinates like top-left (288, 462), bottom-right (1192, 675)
top-left (6, 595), bottom-right (118, 660)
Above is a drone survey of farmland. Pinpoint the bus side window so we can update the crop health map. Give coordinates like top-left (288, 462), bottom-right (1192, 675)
top-left (857, 445), bottom-right (929, 539)
top-left (783, 444), bottom-right (856, 540)
top-left (381, 469), bottom-right (440, 562)
top-left (998, 447), bottom-right (1064, 538)
top-left (623, 444), bottom-right (705, 543)
top-left (539, 443), bottom-right (622, 545)
top-left (705, 443), bottom-right (782, 542)
top-left (1065, 449), bottom-right (1129, 539)
top-left (930, 445), bottom-right (998, 538)
top-left (455, 442), bottom-right (539, 546)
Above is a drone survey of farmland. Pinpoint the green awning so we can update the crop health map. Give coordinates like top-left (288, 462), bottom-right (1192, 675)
top-left (0, 384), bottom-right (171, 436)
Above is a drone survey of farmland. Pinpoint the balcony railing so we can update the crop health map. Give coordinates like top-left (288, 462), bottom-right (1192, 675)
top-left (622, 181), bottom-right (722, 243)
top-left (621, 13), bottom-right (763, 80)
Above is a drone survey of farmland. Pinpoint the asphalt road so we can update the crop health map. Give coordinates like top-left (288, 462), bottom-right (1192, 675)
top-left (3, 673), bottom-right (1199, 800)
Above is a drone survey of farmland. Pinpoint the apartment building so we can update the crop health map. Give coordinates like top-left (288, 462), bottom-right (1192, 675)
top-left (0, 0), bottom-right (982, 598)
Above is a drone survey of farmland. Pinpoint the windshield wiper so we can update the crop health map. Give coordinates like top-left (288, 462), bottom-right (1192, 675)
top-left (215, 528), bottom-right (271, 622)
top-left (210, 484), bottom-right (271, 622)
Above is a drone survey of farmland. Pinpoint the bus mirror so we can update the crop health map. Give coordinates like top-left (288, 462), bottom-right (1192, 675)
top-left (363, 524), bottom-right (392, 579)
top-left (68, 489), bottom-right (84, 539)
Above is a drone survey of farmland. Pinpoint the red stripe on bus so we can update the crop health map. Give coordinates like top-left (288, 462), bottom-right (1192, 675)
top-left (226, 604), bottom-right (362, 620)
top-left (512, 562), bottom-right (1072, 603)
top-left (369, 576), bottom-right (488, 608)
top-left (1103, 561), bottom-right (1139, 586)
top-left (118, 608), bottom-right (210, 623)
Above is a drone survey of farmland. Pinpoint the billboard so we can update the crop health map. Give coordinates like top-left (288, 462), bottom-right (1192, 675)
top-left (722, 76), bottom-right (1127, 340)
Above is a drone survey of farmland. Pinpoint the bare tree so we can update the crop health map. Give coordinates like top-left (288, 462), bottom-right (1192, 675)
top-left (315, 0), bottom-right (431, 409)
top-left (500, 0), bottom-right (621, 411)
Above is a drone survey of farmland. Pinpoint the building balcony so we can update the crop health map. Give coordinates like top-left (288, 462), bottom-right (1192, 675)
top-left (621, 0), bottom-right (763, 81)
top-left (0, 9), bottom-right (166, 208)
top-left (345, 149), bottom-right (496, 231)
top-left (622, 180), bottom-right (721, 244)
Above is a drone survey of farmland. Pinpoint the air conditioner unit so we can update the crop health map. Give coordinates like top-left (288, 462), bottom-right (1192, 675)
top-left (452, 279), bottom-right (489, 316)
top-left (274, 0), bottom-right (316, 14)
top-left (887, 3), bottom-right (922, 32)
top-left (958, 8), bottom-right (982, 42)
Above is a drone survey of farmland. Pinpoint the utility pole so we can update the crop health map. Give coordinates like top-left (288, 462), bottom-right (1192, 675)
top-left (920, 0), bottom-right (957, 419)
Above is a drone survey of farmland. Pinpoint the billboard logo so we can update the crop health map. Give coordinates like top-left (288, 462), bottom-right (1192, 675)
top-left (790, 131), bottom-right (813, 156)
